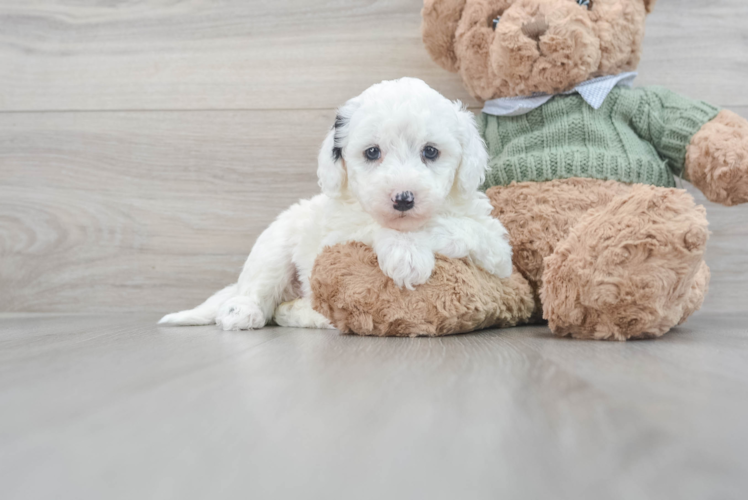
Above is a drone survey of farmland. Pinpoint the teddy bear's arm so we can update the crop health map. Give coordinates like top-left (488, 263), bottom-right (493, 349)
top-left (628, 87), bottom-right (748, 206)
top-left (685, 110), bottom-right (748, 206)
top-left (628, 86), bottom-right (721, 181)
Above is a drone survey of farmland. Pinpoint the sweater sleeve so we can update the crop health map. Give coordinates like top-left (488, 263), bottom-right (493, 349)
top-left (630, 86), bottom-right (720, 179)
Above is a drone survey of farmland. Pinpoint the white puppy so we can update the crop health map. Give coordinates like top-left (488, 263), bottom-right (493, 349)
top-left (159, 78), bottom-right (513, 331)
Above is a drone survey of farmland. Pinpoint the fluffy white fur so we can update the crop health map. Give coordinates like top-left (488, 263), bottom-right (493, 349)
top-left (159, 78), bottom-right (513, 331)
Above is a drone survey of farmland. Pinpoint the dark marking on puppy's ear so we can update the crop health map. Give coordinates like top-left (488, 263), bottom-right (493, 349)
top-left (331, 114), bottom-right (346, 161)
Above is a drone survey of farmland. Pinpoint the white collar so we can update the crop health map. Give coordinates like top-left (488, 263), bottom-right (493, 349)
top-left (482, 72), bottom-right (638, 117)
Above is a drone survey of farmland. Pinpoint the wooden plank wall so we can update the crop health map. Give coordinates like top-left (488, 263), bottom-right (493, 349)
top-left (1, 0), bottom-right (747, 314)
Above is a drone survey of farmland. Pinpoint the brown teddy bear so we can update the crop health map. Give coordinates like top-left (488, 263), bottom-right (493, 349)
top-left (311, 0), bottom-right (748, 340)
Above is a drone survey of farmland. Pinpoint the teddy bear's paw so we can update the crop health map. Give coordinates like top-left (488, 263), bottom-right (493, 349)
top-left (687, 109), bottom-right (748, 206)
top-left (706, 162), bottom-right (748, 206)
top-left (377, 243), bottom-right (436, 290)
top-left (216, 297), bottom-right (267, 331)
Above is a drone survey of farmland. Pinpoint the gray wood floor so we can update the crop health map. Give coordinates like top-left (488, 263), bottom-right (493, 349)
top-left (2, 313), bottom-right (748, 500)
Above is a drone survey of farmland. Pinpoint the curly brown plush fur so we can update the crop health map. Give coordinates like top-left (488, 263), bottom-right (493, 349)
top-left (487, 178), bottom-right (631, 301)
top-left (311, 242), bottom-right (535, 337)
top-left (540, 184), bottom-right (709, 340)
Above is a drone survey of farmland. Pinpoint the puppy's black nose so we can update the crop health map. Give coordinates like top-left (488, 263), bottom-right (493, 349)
top-left (393, 191), bottom-right (415, 212)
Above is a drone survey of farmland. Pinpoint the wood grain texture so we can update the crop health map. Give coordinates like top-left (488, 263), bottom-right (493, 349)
top-left (1, 313), bottom-right (748, 500)
top-left (0, 0), bottom-right (479, 111)
top-left (0, 0), bottom-right (746, 111)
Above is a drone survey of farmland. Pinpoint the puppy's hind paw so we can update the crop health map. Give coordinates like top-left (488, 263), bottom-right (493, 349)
top-left (216, 297), bottom-right (267, 331)
top-left (158, 312), bottom-right (183, 325)
top-left (158, 310), bottom-right (215, 326)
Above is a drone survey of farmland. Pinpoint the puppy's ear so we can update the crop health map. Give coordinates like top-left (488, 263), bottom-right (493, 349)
top-left (317, 123), bottom-right (346, 198)
top-left (643, 0), bottom-right (656, 13)
top-left (422, 0), bottom-right (466, 73)
top-left (454, 103), bottom-right (488, 197)
top-left (318, 97), bottom-right (362, 197)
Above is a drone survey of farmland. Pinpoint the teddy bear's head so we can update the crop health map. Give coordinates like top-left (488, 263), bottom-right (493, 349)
top-left (423, 0), bottom-right (656, 100)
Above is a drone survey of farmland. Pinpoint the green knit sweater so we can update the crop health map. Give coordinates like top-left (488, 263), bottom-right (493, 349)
top-left (479, 86), bottom-right (720, 189)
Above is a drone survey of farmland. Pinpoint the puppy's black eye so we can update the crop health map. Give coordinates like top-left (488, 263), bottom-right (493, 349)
top-left (422, 145), bottom-right (439, 161)
top-left (364, 146), bottom-right (381, 161)
top-left (492, 16), bottom-right (501, 30)
top-left (577, 0), bottom-right (591, 9)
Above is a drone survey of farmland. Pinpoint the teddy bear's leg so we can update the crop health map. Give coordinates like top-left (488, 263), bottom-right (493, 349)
top-left (541, 185), bottom-right (710, 341)
top-left (487, 178), bottom-right (633, 318)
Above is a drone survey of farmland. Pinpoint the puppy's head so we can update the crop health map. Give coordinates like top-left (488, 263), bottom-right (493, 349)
top-left (317, 77), bottom-right (488, 232)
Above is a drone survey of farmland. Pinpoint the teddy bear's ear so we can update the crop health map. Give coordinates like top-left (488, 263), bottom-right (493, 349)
top-left (643, 0), bottom-right (657, 13)
top-left (422, 0), bottom-right (467, 73)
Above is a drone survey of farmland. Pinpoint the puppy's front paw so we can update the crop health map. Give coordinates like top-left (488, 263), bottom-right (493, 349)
top-left (469, 219), bottom-right (514, 278)
top-left (473, 239), bottom-right (513, 278)
top-left (474, 252), bottom-right (513, 279)
top-left (378, 244), bottom-right (435, 290)
top-left (431, 227), bottom-right (472, 259)
top-left (216, 297), bottom-right (267, 331)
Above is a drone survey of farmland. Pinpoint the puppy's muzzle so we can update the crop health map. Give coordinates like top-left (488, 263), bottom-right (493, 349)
top-left (392, 191), bottom-right (415, 212)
